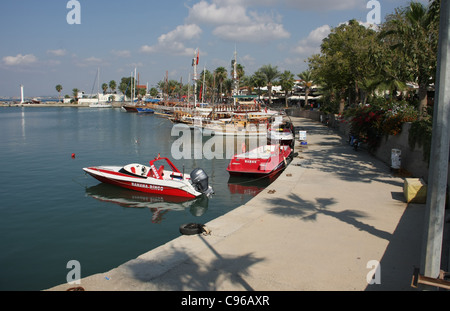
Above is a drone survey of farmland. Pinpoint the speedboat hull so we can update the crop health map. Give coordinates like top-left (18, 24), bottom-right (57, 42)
top-left (226, 145), bottom-right (292, 177)
top-left (83, 166), bottom-right (199, 198)
top-left (83, 157), bottom-right (213, 199)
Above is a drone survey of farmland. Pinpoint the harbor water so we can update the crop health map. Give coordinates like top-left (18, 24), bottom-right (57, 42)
top-left (0, 106), bottom-right (275, 291)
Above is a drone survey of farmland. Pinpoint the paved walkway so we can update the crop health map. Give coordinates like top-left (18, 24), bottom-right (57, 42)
top-left (47, 117), bottom-right (426, 291)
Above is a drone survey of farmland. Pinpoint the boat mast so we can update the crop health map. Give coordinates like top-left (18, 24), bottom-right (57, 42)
top-left (187, 73), bottom-right (191, 106)
top-left (232, 47), bottom-right (238, 107)
top-left (97, 67), bottom-right (100, 104)
top-left (202, 64), bottom-right (206, 104)
top-left (130, 70), bottom-right (133, 104)
top-left (134, 67), bottom-right (137, 103)
top-left (193, 48), bottom-right (199, 108)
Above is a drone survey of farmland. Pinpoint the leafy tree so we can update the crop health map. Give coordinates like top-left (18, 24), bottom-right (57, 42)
top-left (249, 71), bottom-right (266, 101)
top-left (279, 70), bottom-right (295, 108)
top-left (149, 87), bottom-right (158, 97)
top-left (102, 83), bottom-right (108, 94)
top-left (199, 69), bottom-right (215, 103)
top-left (380, 1), bottom-right (439, 118)
top-left (257, 64), bottom-right (280, 105)
top-left (72, 88), bottom-right (79, 102)
top-left (214, 67), bottom-right (228, 102)
top-left (55, 84), bottom-right (63, 100)
top-left (297, 70), bottom-right (313, 108)
top-left (157, 79), bottom-right (183, 99)
top-left (109, 80), bottom-right (116, 93)
top-left (118, 77), bottom-right (136, 98)
top-left (308, 19), bottom-right (379, 113)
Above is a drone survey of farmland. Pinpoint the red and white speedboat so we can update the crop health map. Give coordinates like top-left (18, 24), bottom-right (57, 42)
top-left (83, 156), bottom-right (214, 199)
top-left (226, 144), bottom-right (292, 177)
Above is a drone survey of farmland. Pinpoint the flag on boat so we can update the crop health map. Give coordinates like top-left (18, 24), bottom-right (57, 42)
top-left (192, 49), bottom-right (200, 67)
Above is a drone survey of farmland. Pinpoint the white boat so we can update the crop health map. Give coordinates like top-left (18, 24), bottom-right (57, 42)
top-left (89, 68), bottom-right (112, 108)
top-left (83, 155), bottom-right (214, 199)
top-left (201, 122), bottom-right (268, 136)
top-left (89, 102), bottom-right (112, 108)
top-left (196, 111), bottom-right (271, 136)
top-left (267, 113), bottom-right (295, 148)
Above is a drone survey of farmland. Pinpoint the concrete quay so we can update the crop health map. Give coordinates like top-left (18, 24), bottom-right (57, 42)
top-left (47, 117), bottom-right (430, 291)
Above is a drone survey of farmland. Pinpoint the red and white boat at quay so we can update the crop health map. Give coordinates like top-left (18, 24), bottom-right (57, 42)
top-left (267, 113), bottom-right (295, 148)
top-left (83, 155), bottom-right (214, 199)
top-left (226, 144), bottom-right (292, 177)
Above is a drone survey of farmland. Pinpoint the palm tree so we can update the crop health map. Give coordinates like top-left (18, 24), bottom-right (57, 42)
top-left (298, 70), bottom-right (314, 108)
top-left (251, 70), bottom-right (267, 101)
top-left (258, 64), bottom-right (280, 105)
top-left (240, 75), bottom-right (254, 95)
top-left (55, 84), bottom-right (63, 101)
top-left (101, 83), bottom-right (108, 95)
top-left (214, 67), bottom-right (227, 103)
top-left (109, 80), bottom-right (117, 93)
top-left (380, 1), bottom-right (439, 118)
top-left (72, 88), bottom-right (79, 102)
top-left (279, 70), bottom-right (295, 108)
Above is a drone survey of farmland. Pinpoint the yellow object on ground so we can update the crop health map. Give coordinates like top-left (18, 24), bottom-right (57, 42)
top-left (404, 178), bottom-right (428, 204)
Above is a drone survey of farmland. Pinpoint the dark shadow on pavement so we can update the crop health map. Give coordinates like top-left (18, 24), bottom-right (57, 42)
top-left (266, 193), bottom-right (392, 241)
top-left (126, 236), bottom-right (265, 290)
top-left (365, 204), bottom-right (425, 291)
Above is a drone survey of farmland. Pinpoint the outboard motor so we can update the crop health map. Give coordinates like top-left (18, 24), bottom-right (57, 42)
top-left (190, 168), bottom-right (214, 197)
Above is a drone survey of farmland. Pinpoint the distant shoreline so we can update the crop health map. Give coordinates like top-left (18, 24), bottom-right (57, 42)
top-left (0, 102), bottom-right (125, 108)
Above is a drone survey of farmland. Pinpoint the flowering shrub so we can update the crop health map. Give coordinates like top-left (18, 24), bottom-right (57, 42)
top-left (345, 100), bottom-right (418, 152)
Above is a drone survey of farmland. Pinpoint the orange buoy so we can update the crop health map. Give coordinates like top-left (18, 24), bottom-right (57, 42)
top-left (71, 153), bottom-right (76, 159)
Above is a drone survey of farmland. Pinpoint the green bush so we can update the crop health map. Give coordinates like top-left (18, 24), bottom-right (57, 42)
top-left (345, 98), bottom-right (419, 153)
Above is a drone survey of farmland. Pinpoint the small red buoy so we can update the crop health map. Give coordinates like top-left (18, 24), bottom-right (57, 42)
top-left (71, 153), bottom-right (76, 159)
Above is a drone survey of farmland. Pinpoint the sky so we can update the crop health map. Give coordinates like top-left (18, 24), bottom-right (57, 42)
top-left (0, 0), bottom-right (429, 98)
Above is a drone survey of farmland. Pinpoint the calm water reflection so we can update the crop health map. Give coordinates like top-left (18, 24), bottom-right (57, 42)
top-left (0, 107), bottom-right (276, 290)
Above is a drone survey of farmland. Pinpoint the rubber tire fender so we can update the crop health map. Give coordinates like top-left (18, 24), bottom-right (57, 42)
top-left (179, 223), bottom-right (202, 235)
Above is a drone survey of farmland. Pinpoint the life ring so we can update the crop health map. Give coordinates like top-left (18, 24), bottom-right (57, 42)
top-left (179, 223), bottom-right (203, 235)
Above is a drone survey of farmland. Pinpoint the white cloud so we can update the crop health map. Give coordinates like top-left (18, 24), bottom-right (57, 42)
top-left (292, 24), bottom-right (331, 56)
top-left (246, 0), bottom-right (364, 11)
top-left (3, 54), bottom-right (38, 66)
top-left (140, 24), bottom-right (202, 56)
top-left (76, 56), bottom-right (105, 67)
top-left (47, 49), bottom-right (67, 57)
top-left (187, 0), bottom-right (249, 25)
top-left (187, 0), bottom-right (290, 43)
top-left (111, 50), bottom-right (131, 58)
top-left (213, 22), bottom-right (289, 43)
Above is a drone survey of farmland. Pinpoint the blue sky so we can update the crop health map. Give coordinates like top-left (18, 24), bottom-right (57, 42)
top-left (0, 0), bottom-right (429, 98)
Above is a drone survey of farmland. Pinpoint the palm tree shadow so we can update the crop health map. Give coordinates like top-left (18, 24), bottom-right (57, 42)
top-left (125, 236), bottom-right (264, 290)
top-left (267, 193), bottom-right (392, 241)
